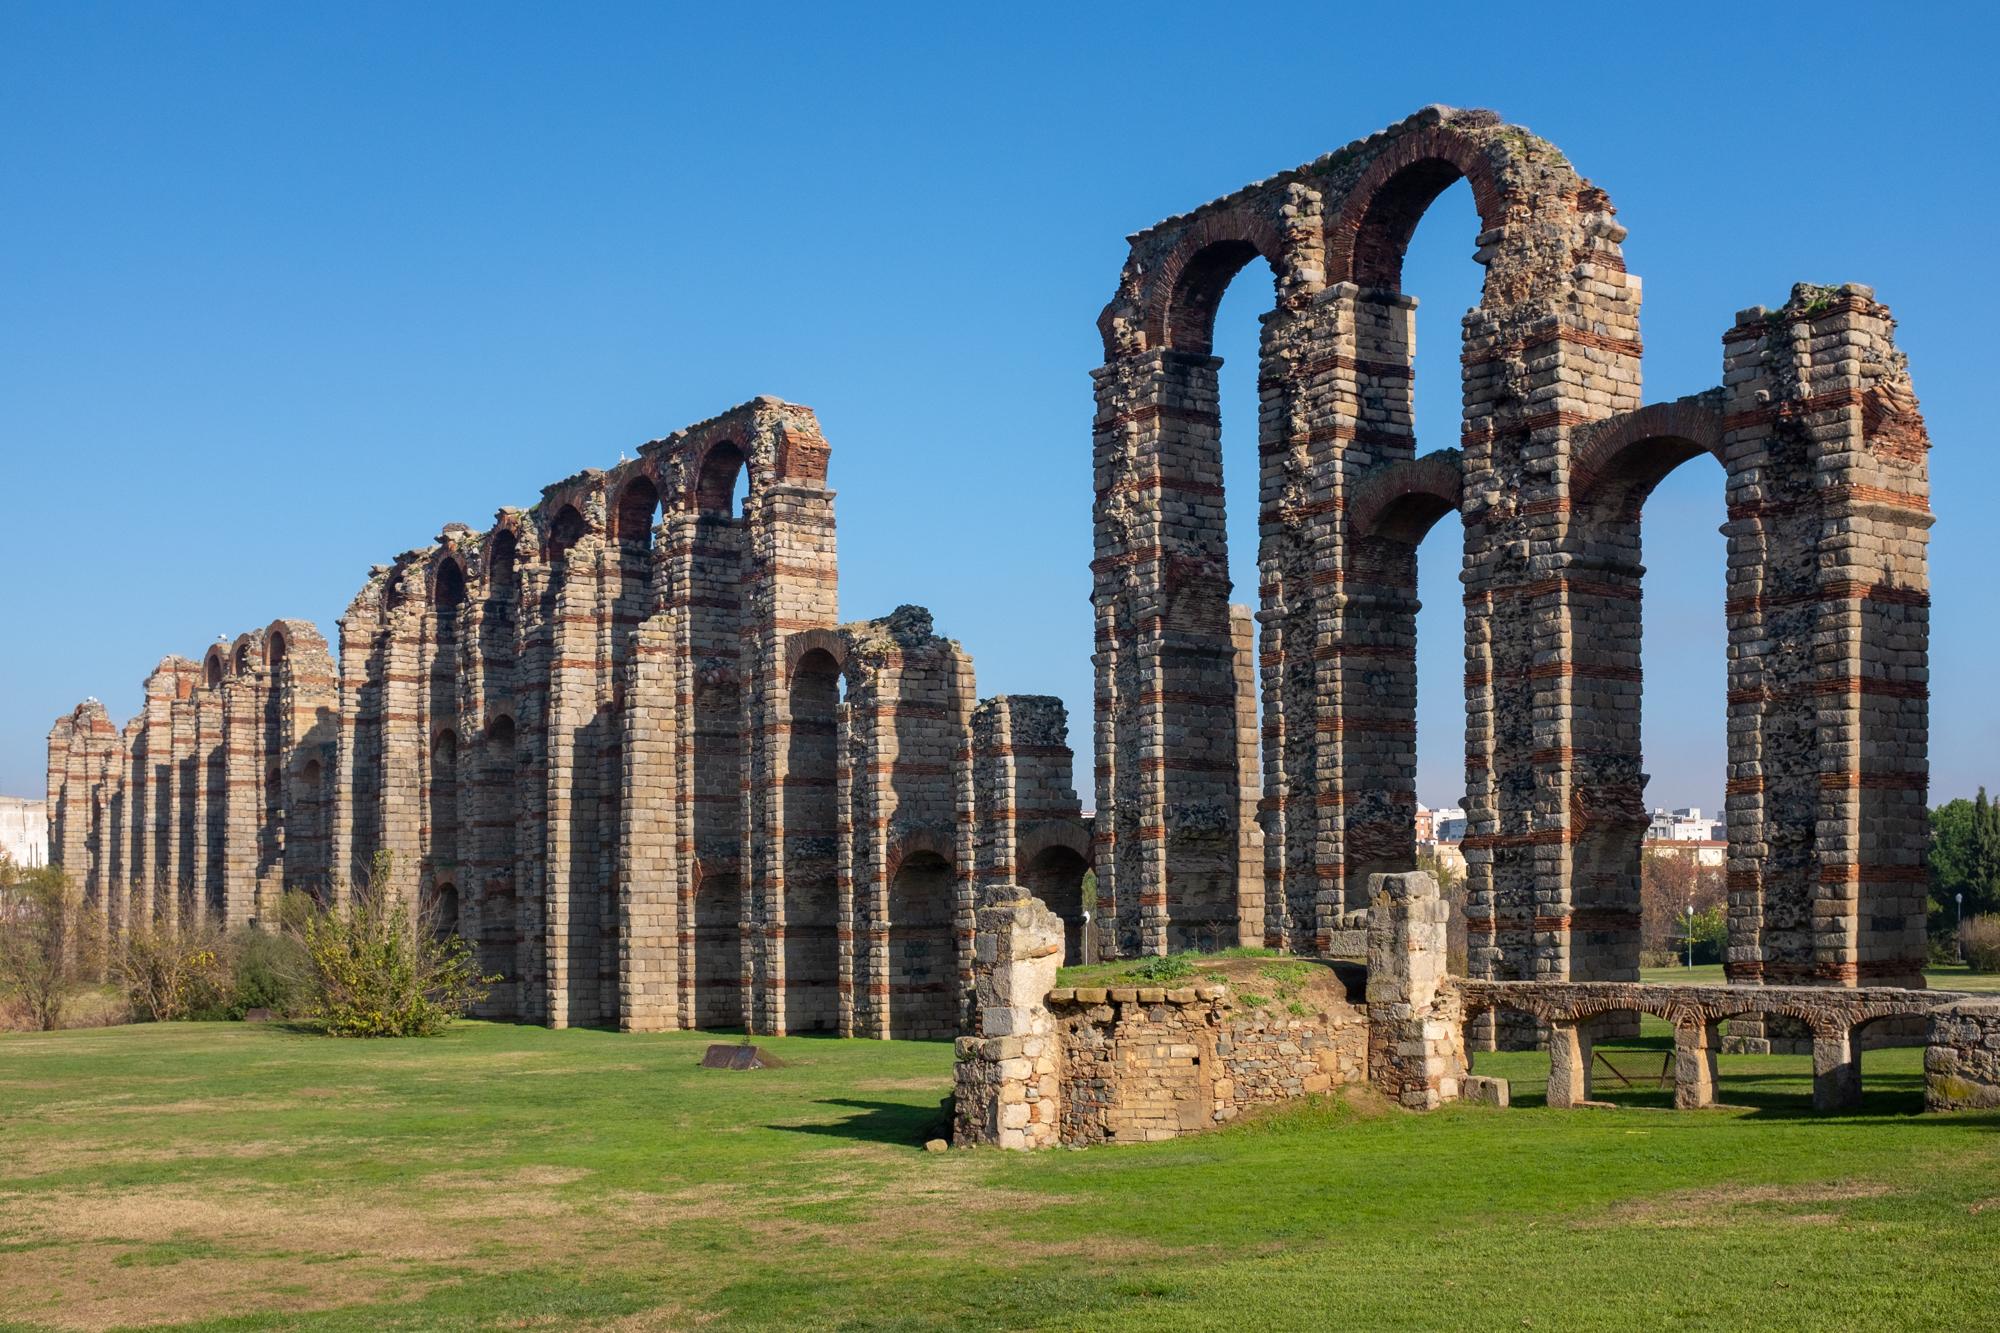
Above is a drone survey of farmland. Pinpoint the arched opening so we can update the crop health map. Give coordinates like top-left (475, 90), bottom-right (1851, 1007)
top-left (205, 655), bottom-right (223, 688)
top-left (1167, 236), bottom-right (1281, 953)
top-left (696, 442), bottom-right (748, 517)
top-left (424, 881), bottom-right (461, 943)
top-left (614, 475), bottom-right (661, 612)
top-left (261, 633), bottom-right (290, 890)
top-left (477, 715), bottom-right (519, 991)
top-left (292, 757), bottom-right (326, 902)
top-left (233, 644), bottom-right (249, 676)
top-left (886, 850), bottom-right (956, 1039)
top-left (545, 504), bottom-right (587, 567)
top-left (434, 557), bottom-right (467, 625)
top-left (1024, 843), bottom-right (1090, 965)
top-left (429, 728), bottom-right (459, 905)
top-left (782, 647), bottom-right (842, 1032)
top-left (485, 529), bottom-right (518, 607)
top-left (1398, 179), bottom-right (1481, 970)
top-left (693, 862), bottom-right (743, 1029)
top-left (1567, 424), bottom-right (1727, 1038)
top-left (692, 677), bottom-right (744, 1028)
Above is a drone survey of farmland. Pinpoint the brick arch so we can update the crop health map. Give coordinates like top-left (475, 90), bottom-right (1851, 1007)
top-left (610, 469), bottom-right (663, 545)
top-left (1129, 208), bottom-right (1297, 357)
top-left (1017, 819), bottom-right (1091, 868)
top-left (1327, 125), bottom-right (1511, 293)
top-left (688, 438), bottom-right (750, 514)
top-left (541, 502), bottom-right (591, 564)
top-left (1347, 449), bottom-right (1465, 544)
top-left (479, 514), bottom-right (529, 588)
top-left (1568, 396), bottom-right (1726, 519)
top-left (230, 630), bottom-right (265, 677)
top-left (886, 827), bottom-right (954, 883)
top-left (428, 550), bottom-right (470, 612)
top-left (262, 619), bottom-right (325, 670)
top-left (784, 628), bottom-right (848, 679)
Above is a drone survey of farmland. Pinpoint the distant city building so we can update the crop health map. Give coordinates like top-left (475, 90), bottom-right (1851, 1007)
top-left (1647, 806), bottom-right (1724, 843)
top-left (1430, 806), bottom-right (1467, 843)
top-left (1417, 838), bottom-right (1468, 881)
top-left (0, 797), bottom-right (48, 868)
top-left (1643, 837), bottom-right (1727, 869)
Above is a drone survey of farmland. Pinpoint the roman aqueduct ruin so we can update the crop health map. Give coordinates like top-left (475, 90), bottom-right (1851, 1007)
top-left (51, 107), bottom-right (1995, 1124)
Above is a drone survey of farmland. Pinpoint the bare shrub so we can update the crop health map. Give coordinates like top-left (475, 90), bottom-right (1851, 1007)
top-left (1961, 915), bottom-right (2000, 973)
top-left (118, 915), bottom-right (230, 1022)
top-left (0, 858), bottom-right (102, 1031)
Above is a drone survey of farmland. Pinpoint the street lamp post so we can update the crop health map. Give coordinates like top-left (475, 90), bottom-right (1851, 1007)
top-left (1957, 892), bottom-right (1965, 961)
top-left (1685, 901), bottom-right (1695, 971)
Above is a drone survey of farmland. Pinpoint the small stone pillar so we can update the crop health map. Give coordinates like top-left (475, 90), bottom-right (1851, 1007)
top-left (1672, 1019), bottom-right (1722, 1110)
top-left (1812, 1026), bottom-right (1861, 1112)
top-left (1365, 870), bottom-right (1465, 1109)
top-left (1546, 1021), bottom-right (1593, 1109)
top-left (951, 894), bottom-right (1064, 1149)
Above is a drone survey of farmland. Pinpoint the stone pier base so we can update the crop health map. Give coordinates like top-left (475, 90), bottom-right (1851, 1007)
top-left (951, 896), bottom-right (1064, 1149)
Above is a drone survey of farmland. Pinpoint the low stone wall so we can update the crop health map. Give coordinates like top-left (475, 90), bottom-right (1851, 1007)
top-left (1926, 1000), bottom-right (2000, 1111)
top-left (1046, 986), bottom-right (1367, 1144)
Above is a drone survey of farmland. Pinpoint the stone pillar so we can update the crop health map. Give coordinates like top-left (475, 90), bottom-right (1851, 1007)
top-left (1229, 604), bottom-right (1265, 948)
top-left (1364, 869), bottom-right (1464, 1109)
top-left (951, 895), bottom-right (1063, 1150)
top-left (220, 671), bottom-right (262, 930)
top-left (1546, 1021), bottom-right (1593, 1109)
top-left (617, 609), bottom-right (680, 1031)
top-left (1811, 1026), bottom-right (1861, 1112)
top-left (1672, 1018), bottom-right (1721, 1109)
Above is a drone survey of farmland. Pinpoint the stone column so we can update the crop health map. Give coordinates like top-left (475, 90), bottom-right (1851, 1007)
top-left (1364, 869), bottom-right (1465, 1109)
top-left (951, 895), bottom-right (1063, 1150)
top-left (1545, 1021), bottom-right (1593, 1109)
top-left (1672, 1018), bottom-right (1721, 1109)
top-left (1811, 1026), bottom-right (1861, 1112)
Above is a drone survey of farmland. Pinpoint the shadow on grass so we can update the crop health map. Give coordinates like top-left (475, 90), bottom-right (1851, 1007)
top-left (771, 1096), bottom-right (953, 1146)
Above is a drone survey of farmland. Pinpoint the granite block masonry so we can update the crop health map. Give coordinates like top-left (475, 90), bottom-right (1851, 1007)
top-left (51, 106), bottom-right (1935, 1051)
top-left (49, 400), bottom-right (1091, 1036)
top-left (1089, 105), bottom-right (1932, 1048)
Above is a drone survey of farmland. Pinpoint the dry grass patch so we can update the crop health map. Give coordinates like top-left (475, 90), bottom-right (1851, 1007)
top-left (1598, 1178), bottom-right (1898, 1229)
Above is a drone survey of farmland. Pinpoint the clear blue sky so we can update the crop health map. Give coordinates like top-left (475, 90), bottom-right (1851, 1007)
top-left (4, 2), bottom-right (1995, 821)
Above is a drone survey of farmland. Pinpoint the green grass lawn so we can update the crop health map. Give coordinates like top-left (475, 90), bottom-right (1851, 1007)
top-left (2, 1021), bottom-right (1997, 1332)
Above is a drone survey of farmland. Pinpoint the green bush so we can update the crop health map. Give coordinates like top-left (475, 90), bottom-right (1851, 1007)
top-left (227, 927), bottom-right (311, 1019)
top-left (1128, 952), bottom-right (1198, 984)
top-left (296, 854), bottom-right (493, 1037)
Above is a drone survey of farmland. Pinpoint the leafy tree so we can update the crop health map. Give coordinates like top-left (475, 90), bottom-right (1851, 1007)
top-left (0, 859), bottom-right (100, 1031)
top-left (1640, 850), bottom-right (1726, 962)
top-left (1930, 788), bottom-right (2000, 928)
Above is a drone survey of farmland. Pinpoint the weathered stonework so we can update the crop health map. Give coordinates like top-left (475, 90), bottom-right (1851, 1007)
top-left (46, 628), bottom-right (337, 948)
top-left (1925, 1001), bottom-right (2000, 1112)
top-left (1459, 978), bottom-right (1968, 1112)
top-left (49, 400), bottom-right (1089, 1038)
top-left (1090, 106), bottom-right (1931, 1048)
top-left (1049, 985), bottom-right (1367, 1144)
top-left (48, 106), bottom-right (1936, 1066)
top-left (952, 896), bottom-right (1065, 1150)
